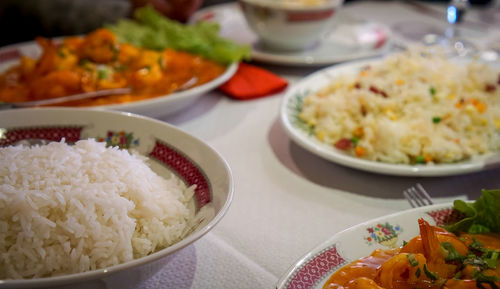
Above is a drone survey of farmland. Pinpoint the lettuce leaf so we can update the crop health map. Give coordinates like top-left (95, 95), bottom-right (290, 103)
top-left (107, 6), bottom-right (250, 65)
top-left (445, 189), bottom-right (500, 234)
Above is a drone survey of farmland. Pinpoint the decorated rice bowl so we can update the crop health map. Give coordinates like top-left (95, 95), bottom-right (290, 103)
top-left (0, 108), bottom-right (233, 288)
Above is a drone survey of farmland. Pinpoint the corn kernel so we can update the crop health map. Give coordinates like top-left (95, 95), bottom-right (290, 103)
top-left (396, 79), bottom-right (405, 86)
top-left (385, 109), bottom-right (397, 120)
top-left (316, 131), bottom-right (325, 141)
top-left (494, 120), bottom-right (500, 130)
top-left (465, 105), bottom-right (475, 113)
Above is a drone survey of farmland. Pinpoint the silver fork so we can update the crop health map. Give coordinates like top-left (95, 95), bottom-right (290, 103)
top-left (403, 183), bottom-right (434, 208)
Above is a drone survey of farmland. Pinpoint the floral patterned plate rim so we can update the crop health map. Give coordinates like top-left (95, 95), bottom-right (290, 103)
top-left (276, 203), bottom-right (454, 289)
top-left (280, 58), bottom-right (500, 177)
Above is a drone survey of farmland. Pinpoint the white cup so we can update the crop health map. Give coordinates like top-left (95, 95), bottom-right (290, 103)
top-left (239, 0), bottom-right (344, 51)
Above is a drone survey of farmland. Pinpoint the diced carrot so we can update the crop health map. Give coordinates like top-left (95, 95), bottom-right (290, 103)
top-left (355, 146), bottom-right (366, 157)
top-left (475, 102), bottom-right (486, 113)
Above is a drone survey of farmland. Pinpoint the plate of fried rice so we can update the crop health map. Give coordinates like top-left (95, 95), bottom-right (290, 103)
top-left (280, 48), bottom-right (500, 176)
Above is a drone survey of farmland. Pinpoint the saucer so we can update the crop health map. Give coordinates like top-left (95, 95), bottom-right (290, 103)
top-left (190, 3), bottom-right (393, 66)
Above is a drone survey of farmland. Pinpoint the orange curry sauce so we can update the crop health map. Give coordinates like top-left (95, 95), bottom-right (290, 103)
top-left (0, 29), bottom-right (226, 106)
top-left (324, 219), bottom-right (500, 289)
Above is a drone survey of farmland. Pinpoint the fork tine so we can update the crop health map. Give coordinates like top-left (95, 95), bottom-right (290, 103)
top-left (402, 190), bottom-right (412, 207)
top-left (403, 189), bottom-right (418, 208)
top-left (407, 187), bottom-right (425, 207)
top-left (415, 183), bottom-right (434, 205)
top-left (403, 183), bottom-right (434, 208)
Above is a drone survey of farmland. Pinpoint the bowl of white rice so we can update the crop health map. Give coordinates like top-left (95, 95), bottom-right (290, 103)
top-left (281, 48), bottom-right (500, 176)
top-left (0, 108), bottom-right (233, 288)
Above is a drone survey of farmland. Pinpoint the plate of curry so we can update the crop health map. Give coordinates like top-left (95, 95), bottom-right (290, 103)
top-left (276, 203), bottom-right (500, 289)
top-left (0, 29), bottom-right (237, 117)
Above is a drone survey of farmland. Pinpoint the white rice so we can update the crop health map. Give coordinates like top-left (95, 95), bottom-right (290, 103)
top-left (0, 139), bottom-right (194, 279)
top-left (299, 48), bottom-right (500, 164)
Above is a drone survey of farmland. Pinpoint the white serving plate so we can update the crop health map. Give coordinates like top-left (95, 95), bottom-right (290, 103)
top-left (280, 58), bottom-right (500, 177)
top-left (0, 42), bottom-right (237, 119)
top-left (190, 3), bottom-right (392, 66)
top-left (0, 108), bottom-right (233, 289)
top-left (276, 203), bottom-right (454, 289)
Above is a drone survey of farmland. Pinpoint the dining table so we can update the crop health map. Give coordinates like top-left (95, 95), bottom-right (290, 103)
top-left (133, 1), bottom-right (500, 288)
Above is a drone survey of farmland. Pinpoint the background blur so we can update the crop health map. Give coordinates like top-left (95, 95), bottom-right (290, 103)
top-left (0, 0), bottom-right (494, 47)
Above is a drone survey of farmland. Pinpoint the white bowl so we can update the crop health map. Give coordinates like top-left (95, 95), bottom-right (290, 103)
top-left (0, 108), bottom-right (234, 289)
top-left (0, 43), bottom-right (237, 119)
top-left (239, 0), bottom-right (344, 51)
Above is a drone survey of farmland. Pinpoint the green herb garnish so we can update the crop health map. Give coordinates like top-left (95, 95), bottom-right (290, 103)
top-left (423, 264), bottom-right (438, 281)
top-left (472, 270), bottom-right (500, 282)
top-left (416, 267), bottom-right (421, 278)
top-left (97, 67), bottom-right (110, 79)
top-left (453, 271), bottom-right (462, 280)
top-left (57, 49), bottom-right (66, 58)
top-left (407, 254), bottom-right (419, 267)
top-left (441, 242), bottom-right (464, 261)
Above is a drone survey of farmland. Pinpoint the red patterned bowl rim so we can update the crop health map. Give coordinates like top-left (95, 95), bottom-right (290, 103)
top-left (0, 47), bottom-right (21, 62)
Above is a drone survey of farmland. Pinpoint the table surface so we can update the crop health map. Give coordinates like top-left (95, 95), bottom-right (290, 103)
top-left (137, 1), bottom-right (500, 288)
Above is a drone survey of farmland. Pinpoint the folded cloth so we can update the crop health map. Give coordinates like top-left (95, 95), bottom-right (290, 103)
top-left (219, 62), bottom-right (288, 100)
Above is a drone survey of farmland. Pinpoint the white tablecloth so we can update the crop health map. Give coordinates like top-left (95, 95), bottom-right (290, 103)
top-left (138, 1), bottom-right (500, 288)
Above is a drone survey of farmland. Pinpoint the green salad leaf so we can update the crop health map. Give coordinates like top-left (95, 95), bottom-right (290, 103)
top-left (107, 6), bottom-right (251, 65)
top-left (445, 189), bottom-right (500, 234)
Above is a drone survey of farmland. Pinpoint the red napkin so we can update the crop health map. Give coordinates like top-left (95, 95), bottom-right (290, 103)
top-left (219, 62), bottom-right (288, 100)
